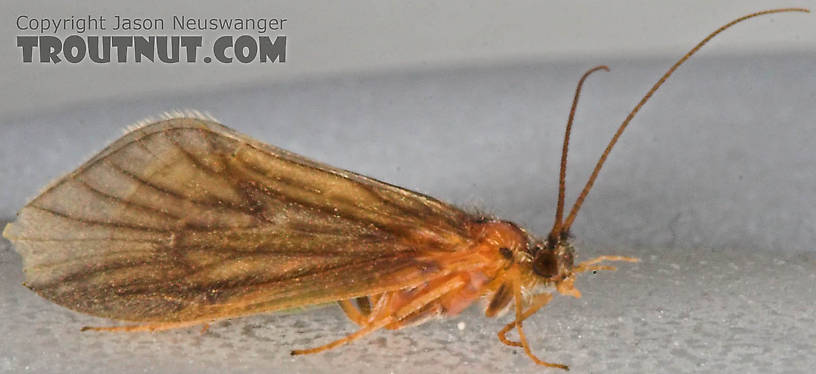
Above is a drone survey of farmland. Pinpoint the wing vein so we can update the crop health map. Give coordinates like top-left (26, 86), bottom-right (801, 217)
top-left (27, 205), bottom-right (167, 233)
top-left (74, 176), bottom-right (182, 220)
top-left (104, 159), bottom-right (250, 216)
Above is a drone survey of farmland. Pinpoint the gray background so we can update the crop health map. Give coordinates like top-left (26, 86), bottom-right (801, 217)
top-left (2, 0), bottom-right (815, 120)
top-left (2, 2), bottom-right (816, 373)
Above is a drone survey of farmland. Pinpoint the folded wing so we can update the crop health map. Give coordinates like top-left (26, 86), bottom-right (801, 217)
top-left (4, 118), bottom-right (474, 322)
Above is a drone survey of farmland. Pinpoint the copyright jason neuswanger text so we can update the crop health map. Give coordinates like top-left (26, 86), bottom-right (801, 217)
top-left (16, 15), bottom-right (288, 64)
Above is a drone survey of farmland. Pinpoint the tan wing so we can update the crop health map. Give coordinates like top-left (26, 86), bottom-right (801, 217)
top-left (3, 117), bottom-right (475, 322)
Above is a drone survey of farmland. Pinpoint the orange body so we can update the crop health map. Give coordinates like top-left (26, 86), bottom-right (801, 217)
top-left (339, 220), bottom-right (527, 330)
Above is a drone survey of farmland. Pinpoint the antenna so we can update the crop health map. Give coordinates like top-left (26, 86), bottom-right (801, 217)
top-left (549, 65), bottom-right (609, 243)
top-left (559, 7), bottom-right (809, 234)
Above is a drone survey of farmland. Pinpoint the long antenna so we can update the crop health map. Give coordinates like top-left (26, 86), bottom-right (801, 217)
top-left (560, 7), bottom-right (809, 233)
top-left (549, 65), bottom-right (609, 242)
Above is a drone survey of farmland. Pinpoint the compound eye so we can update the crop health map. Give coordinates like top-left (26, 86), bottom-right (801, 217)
top-left (533, 252), bottom-right (558, 278)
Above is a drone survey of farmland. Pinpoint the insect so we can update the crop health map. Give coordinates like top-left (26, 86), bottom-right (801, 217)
top-left (2, 8), bottom-right (807, 370)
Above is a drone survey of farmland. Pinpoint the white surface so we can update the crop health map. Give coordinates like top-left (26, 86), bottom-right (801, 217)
top-left (1, 1), bottom-right (814, 120)
top-left (1, 53), bottom-right (815, 372)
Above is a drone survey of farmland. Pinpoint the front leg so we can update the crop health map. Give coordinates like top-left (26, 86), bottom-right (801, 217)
top-left (497, 292), bottom-right (552, 347)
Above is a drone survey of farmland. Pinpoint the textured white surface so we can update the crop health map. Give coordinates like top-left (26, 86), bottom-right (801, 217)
top-left (1, 54), bottom-right (815, 372)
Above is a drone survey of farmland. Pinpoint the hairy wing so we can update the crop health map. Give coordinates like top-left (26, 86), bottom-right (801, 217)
top-left (3, 117), bottom-right (475, 322)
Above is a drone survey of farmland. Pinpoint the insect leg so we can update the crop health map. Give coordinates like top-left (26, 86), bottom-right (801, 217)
top-left (81, 319), bottom-right (212, 332)
top-left (339, 294), bottom-right (390, 327)
top-left (338, 300), bottom-right (367, 326)
top-left (366, 294), bottom-right (390, 322)
top-left (497, 292), bottom-right (552, 347)
top-left (512, 277), bottom-right (568, 370)
top-left (291, 315), bottom-right (397, 355)
top-left (385, 300), bottom-right (443, 330)
top-left (573, 255), bottom-right (639, 273)
top-left (292, 276), bottom-right (466, 355)
top-left (355, 296), bottom-right (375, 316)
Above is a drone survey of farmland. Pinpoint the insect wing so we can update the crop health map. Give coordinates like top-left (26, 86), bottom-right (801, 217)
top-left (3, 118), bottom-right (474, 322)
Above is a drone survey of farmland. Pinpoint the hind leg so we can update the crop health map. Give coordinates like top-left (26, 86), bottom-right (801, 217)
top-left (338, 295), bottom-right (389, 327)
top-left (293, 276), bottom-right (466, 356)
top-left (81, 319), bottom-right (212, 333)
